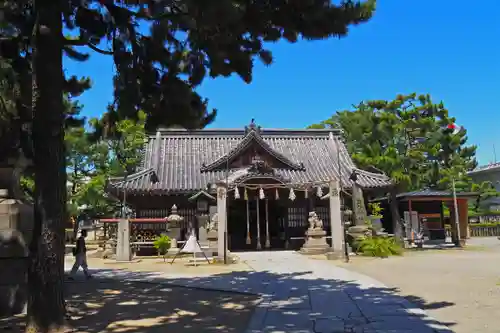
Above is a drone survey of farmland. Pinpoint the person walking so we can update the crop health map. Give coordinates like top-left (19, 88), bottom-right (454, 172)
top-left (68, 229), bottom-right (92, 280)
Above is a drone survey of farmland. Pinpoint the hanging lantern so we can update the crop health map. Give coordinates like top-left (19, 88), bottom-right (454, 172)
top-left (289, 188), bottom-right (296, 201)
top-left (244, 188), bottom-right (248, 201)
top-left (234, 186), bottom-right (240, 199)
top-left (304, 188), bottom-right (308, 199)
top-left (259, 187), bottom-right (265, 200)
top-left (316, 186), bottom-right (323, 198)
top-left (275, 188), bottom-right (280, 200)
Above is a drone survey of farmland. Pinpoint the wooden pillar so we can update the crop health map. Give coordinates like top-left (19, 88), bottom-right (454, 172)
top-left (408, 199), bottom-right (413, 240)
top-left (308, 195), bottom-right (314, 213)
top-left (284, 202), bottom-right (290, 250)
top-left (256, 198), bottom-right (262, 250)
top-left (329, 181), bottom-right (343, 254)
top-left (458, 199), bottom-right (469, 241)
top-left (217, 186), bottom-right (227, 260)
top-left (439, 201), bottom-right (445, 229)
top-left (265, 199), bottom-right (270, 248)
top-left (246, 200), bottom-right (251, 244)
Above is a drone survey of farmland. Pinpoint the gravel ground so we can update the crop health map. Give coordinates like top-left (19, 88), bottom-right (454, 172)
top-left (334, 237), bottom-right (500, 333)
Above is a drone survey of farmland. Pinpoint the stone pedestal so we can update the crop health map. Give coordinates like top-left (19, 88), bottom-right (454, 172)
top-left (207, 230), bottom-right (218, 256)
top-left (348, 225), bottom-right (371, 239)
top-left (116, 219), bottom-right (132, 261)
top-left (167, 238), bottom-right (179, 255)
top-left (300, 229), bottom-right (329, 255)
top-left (328, 181), bottom-right (344, 255)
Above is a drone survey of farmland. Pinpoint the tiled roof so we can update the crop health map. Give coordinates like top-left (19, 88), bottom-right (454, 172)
top-left (396, 189), bottom-right (477, 199)
top-left (397, 189), bottom-right (451, 198)
top-left (468, 162), bottom-right (500, 175)
top-left (371, 188), bottom-right (478, 202)
top-left (107, 168), bottom-right (158, 192)
top-left (107, 127), bottom-right (392, 194)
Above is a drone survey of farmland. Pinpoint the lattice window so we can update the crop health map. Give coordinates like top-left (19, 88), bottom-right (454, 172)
top-left (137, 208), bottom-right (194, 229)
top-left (178, 208), bottom-right (196, 229)
top-left (315, 206), bottom-right (330, 228)
top-left (287, 207), bottom-right (307, 228)
top-left (137, 208), bottom-right (169, 218)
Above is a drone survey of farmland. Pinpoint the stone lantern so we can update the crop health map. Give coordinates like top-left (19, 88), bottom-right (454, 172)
top-left (165, 205), bottom-right (184, 253)
top-left (166, 204), bottom-right (184, 225)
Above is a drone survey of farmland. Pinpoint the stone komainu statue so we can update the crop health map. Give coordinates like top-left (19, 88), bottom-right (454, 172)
top-left (308, 211), bottom-right (323, 230)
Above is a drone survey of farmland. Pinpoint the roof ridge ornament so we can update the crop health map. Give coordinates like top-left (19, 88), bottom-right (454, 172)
top-left (244, 118), bottom-right (261, 135)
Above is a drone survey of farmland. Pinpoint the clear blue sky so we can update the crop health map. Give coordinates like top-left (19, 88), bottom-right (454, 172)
top-left (65, 0), bottom-right (500, 166)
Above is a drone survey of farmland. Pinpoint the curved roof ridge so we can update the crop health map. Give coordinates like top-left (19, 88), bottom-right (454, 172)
top-left (353, 168), bottom-right (391, 181)
top-left (200, 129), bottom-right (304, 172)
top-left (108, 168), bottom-right (157, 185)
top-left (147, 128), bottom-right (343, 138)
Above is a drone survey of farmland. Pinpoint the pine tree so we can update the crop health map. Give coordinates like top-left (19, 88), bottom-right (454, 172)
top-left (1, 1), bottom-right (377, 331)
top-left (308, 93), bottom-right (478, 240)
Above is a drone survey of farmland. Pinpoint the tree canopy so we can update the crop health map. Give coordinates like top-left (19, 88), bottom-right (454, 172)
top-left (67, 111), bottom-right (149, 219)
top-left (309, 93), bottom-right (478, 193)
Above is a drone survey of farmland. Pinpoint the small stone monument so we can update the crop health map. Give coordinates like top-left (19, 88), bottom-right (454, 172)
top-left (300, 211), bottom-right (329, 255)
top-left (206, 212), bottom-right (218, 255)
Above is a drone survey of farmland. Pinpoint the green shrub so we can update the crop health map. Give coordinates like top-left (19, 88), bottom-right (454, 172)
top-left (354, 236), bottom-right (403, 258)
top-left (445, 210), bottom-right (500, 217)
top-left (367, 202), bottom-right (384, 218)
top-left (153, 235), bottom-right (171, 262)
top-left (469, 223), bottom-right (500, 228)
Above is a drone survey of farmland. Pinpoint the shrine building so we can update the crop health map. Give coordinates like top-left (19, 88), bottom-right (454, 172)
top-left (106, 121), bottom-right (392, 256)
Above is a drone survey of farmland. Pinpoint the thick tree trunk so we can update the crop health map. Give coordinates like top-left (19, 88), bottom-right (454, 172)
top-left (26, 2), bottom-right (67, 332)
top-left (389, 187), bottom-right (404, 243)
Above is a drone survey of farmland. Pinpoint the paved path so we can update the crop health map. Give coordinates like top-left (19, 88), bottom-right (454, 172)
top-left (66, 252), bottom-right (452, 333)
top-left (337, 240), bottom-right (500, 333)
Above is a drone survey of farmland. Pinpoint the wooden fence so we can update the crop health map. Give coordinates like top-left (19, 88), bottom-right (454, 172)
top-left (469, 224), bottom-right (500, 237)
top-left (468, 214), bottom-right (500, 224)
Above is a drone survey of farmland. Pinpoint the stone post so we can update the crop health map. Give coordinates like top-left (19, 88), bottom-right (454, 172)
top-left (329, 180), bottom-right (344, 256)
top-left (216, 186), bottom-right (227, 261)
top-left (116, 218), bottom-right (131, 261)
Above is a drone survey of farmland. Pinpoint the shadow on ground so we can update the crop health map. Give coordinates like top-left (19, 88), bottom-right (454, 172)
top-left (2, 267), bottom-right (457, 332)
